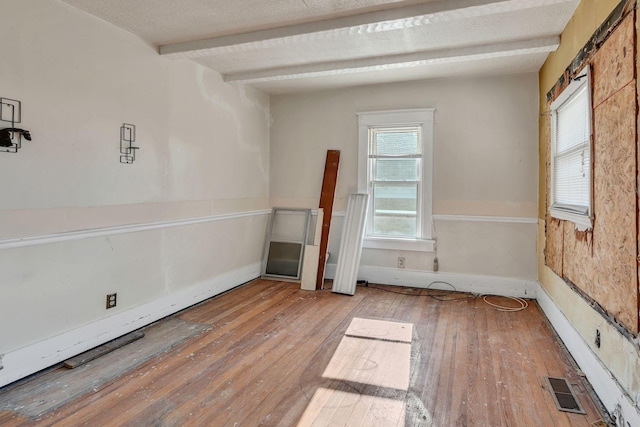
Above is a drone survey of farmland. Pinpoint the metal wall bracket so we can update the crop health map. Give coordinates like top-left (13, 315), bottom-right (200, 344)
top-left (120, 123), bottom-right (139, 164)
top-left (0, 98), bottom-right (31, 154)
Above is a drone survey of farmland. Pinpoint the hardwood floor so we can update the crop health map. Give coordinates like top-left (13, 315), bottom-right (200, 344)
top-left (0, 279), bottom-right (605, 426)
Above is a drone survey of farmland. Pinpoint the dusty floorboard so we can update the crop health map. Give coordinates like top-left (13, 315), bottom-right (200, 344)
top-left (0, 279), bottom-right (605, 426)
top-left (0, 318), bottom-right (208, 418)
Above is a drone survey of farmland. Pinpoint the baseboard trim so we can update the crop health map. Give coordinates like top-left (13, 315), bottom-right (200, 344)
top-left (324, 264), bottom-right (537, 298)
top-left (0, 263), bottom-right (261, 388)
top-left (536, 284), bottom-right (640, 426)
top-left (0, 209), bottom-right (272, 250)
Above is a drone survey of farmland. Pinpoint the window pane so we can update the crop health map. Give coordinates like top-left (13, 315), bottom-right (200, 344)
top-left (556, 85), bottom-right (589, 153)
top-left (551, 70), bottom-right (591, 220)
top-left (554, 148), bottom-right (590, 208)
top-left (372, 183), bottom-right (417, 237)
top-left (374, 158), bottom-right (419, 181)
top-left (372, 129), bottom-right (420, 156)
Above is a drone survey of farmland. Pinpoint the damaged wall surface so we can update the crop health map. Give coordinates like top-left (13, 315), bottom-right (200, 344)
top-left (539, 0), bottom-right (640, 420)
top-left (544, 6), bottom-right (638, 335)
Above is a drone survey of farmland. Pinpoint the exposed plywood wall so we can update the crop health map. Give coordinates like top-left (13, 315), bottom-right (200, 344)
top-left (544, 216), bottom-right (563, 274)
top-left (545, 13), bottom-right (639, 333)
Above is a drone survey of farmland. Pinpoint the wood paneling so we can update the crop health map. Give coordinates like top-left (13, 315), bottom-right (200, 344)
top-left (0, 280), bottom-right (604, 426)
top-left (592, 14), bottom-right (635, 107)
top-left (545, 215), bottom-right (564, 274)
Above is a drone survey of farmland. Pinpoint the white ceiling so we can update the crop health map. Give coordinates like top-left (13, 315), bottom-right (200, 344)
top-left (60, 0), bottom-right (580, 94)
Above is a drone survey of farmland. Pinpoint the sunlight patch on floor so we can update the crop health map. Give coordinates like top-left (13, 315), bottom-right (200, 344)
top-left (298, 387), bottom-right (406, 427)
top-left (322, 336), bottom-right (411, 391)
top-left (297, 318), bottom-right (414, 426)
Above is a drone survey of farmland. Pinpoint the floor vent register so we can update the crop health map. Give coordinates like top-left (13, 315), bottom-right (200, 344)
top-left (545, 376), bottom-right (586, 414)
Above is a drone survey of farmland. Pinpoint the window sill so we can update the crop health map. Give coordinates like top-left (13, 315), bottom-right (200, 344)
top-left (550, 207), bottom-right (592, 231)
top-left (363, 237), bottom-right (435, 252)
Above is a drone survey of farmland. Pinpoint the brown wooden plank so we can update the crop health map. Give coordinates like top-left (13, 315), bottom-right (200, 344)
top-left (64, 331), bottom-right (145, 369)
top-left (178, 278), bottom-right (290, 325)
top-left (489, 301), bottom-right (525, 426)
top-left (490, 301), bottom-right (549, 426)
top-left (316, 149), bottom-right (340, 290)
top-left (449, 300), bottom-right (469, 426)
top-left (0, 410), bottom-right (30, 427)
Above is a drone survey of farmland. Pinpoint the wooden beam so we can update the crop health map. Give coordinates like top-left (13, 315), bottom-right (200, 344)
top-left (316, 150), bottom-right (340, 290)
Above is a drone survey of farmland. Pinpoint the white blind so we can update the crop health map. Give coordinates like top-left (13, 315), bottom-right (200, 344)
top-left (553, 83), bottom-right (590, 214)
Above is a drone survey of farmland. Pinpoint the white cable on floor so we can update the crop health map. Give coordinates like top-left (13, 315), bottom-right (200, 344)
top-left (481, 295), bottom-right (528, 312)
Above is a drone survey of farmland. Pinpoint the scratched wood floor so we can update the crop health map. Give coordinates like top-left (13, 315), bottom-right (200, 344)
top-left (0, 279), bottom-right (604, 426)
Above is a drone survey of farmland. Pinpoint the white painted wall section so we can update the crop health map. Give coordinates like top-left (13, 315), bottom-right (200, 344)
top-left (270, 75), bottom-right (539, 286)
top-left (0, 0), bottom-right (270, 387)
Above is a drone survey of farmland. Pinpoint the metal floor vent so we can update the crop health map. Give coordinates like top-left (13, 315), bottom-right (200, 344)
top-left (545, 376), bottom-right (586, 414)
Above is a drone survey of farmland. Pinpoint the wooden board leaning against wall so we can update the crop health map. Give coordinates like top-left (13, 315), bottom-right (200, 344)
top-left (544, 8), bottom-right (639, 334)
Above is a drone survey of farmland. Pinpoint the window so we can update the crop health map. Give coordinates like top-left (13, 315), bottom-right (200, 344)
top-left (550, 66), bottom-right (592, 230)
top-left (369, 127), bottom-right (421, 238)
top-left (358, 109), bottom-right (435, 251)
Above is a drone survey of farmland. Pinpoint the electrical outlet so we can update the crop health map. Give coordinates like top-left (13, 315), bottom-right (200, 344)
top-left (106, 293), bottom-right (117, 309)
top-left (397, 257), bottom-right (405, 269)
top-left (595, 329), bottom-right (601, 348)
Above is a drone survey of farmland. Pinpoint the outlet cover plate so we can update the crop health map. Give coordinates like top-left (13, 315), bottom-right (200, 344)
top-left (106, 293), bottom-right (117, 309)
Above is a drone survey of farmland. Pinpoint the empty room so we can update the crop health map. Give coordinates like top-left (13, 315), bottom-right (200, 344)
top-left (1, 0), bottom-right (639, 425)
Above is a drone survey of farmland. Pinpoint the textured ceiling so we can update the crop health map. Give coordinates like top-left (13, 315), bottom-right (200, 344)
top-left (62, 0), bottom-right (433, 44)
top-left (60, 0), bottom-right (580, 94)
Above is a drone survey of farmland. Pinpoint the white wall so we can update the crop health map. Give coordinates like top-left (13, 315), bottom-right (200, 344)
top-left (0, 0), bottom-right (270, 385)
top-left (270, 75), bottom-right (539, 284)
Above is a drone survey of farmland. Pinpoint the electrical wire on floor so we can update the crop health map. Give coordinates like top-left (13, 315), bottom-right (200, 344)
top-left (426, 280), bottom-right (475, 301)
top-left (360, 280), bottom-right (529, 311)
top-left (481, 295), bottom-right (528, 312)
top-left (360, 280), bottom-right (472, 301)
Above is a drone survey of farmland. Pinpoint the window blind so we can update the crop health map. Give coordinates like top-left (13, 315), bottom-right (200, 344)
top-left (553, 84), bottom-right (590, 214)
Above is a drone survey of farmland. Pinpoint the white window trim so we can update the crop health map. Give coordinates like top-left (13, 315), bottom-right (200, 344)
top-left (549, 67), bottom-right (593, 231)
top-left (549, 207), bottom-right (592, 231)
top-left (357, 108), bottom-right (435, 252)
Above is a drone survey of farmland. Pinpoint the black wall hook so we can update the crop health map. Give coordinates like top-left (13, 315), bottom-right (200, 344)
top-left (0, 128), bottom-right (31, 153)
top-left (0, 98), bottom-right (30, 153)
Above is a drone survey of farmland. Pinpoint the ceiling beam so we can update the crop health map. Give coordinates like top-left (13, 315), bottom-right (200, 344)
top-left (160, 0), bottom-right (574, 59)
top-left (223, 37), bottom-right (560, 83)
